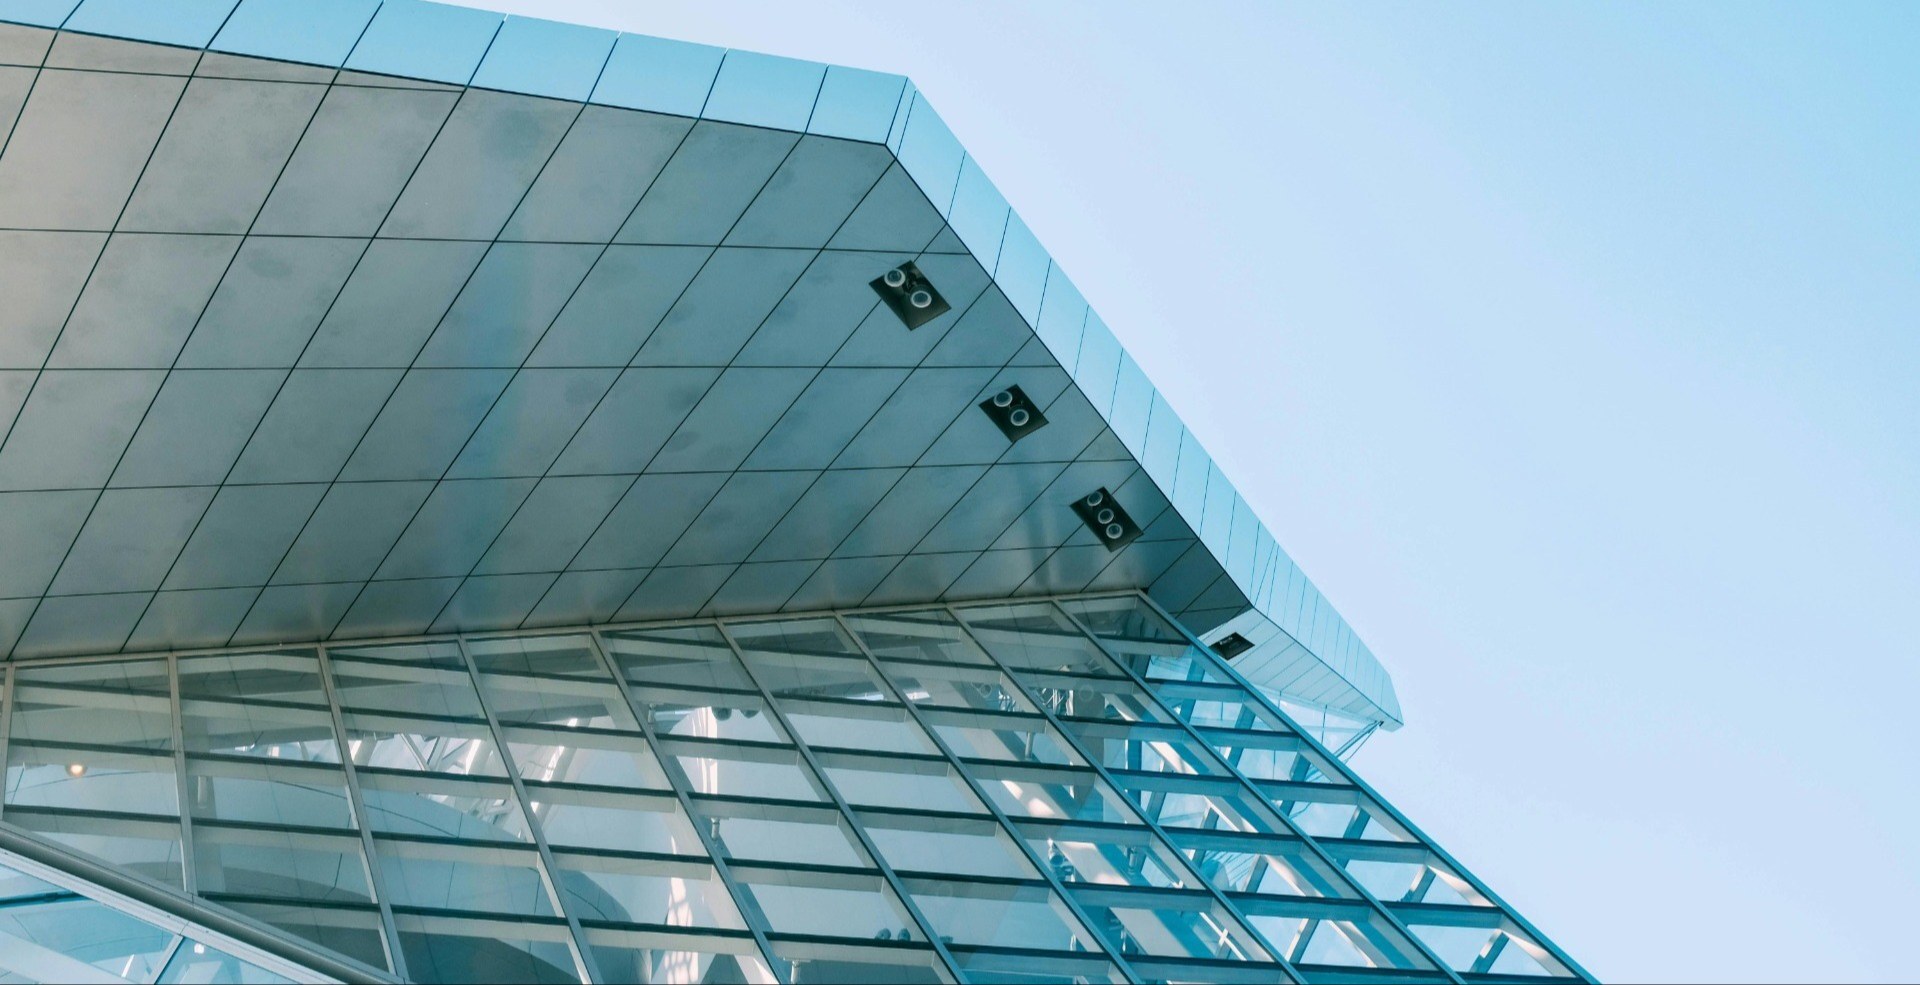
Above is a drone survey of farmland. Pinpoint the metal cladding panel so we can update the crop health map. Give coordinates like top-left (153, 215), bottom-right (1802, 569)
top-left (0, 0), bottom-right (1399, 726)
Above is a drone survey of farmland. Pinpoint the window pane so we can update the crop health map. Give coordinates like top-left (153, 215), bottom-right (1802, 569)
top-left (12, 660), bottom-right (172, 749)
top-left (6, 744), bottom-right (178, 815)
top-left (956, 604), bottom-right (1121, 677)
top-left (5, 808), bottom-right (185, 889)
top-left (178, 650), bottom-right (325, 704)
top-left (181, 698), bottom-right (340, 762)
top-left (193, 823), bottom-right (372, 904)
top-left (357, 771), bottom-right (532, 843)
top-left (343, 712), bottom-right (508, 777)
top-left (466, 635), bottom-right (606, 678)
top-left (477, 671), bottom-right (637, 731)
top-left (604, 625), bottom-right (756, 692)
top-left (549, 853), bottom-right (746, 930)
top-left (375, 838), bottom-right (557, 916)
top-left (637, 689), bottom-right (784, 744)
top-left (505, 726), bottom-right (668, 789)
top-left (587, 927), bottom-right (775, 985)
top-left (328, 648), bottom-right (485, 719)
top-left (844, 610), bottom-right (994, 666)
top-left (185, 756), bottom-right (353, 829)
top-left (528, 784), bottom-right (705, 856)
top-left (393, 911), bottom-right (581, 985)
top-left (863, 813), bottom-right (1035, 879)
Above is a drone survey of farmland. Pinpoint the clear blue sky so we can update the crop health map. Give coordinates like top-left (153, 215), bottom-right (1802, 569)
top-left (468, 3), bottom-right (1919, 980)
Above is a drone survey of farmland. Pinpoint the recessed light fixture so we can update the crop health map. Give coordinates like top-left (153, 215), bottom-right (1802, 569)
top-left (1211, 633), bottom-right (1254, 659)
top-left (66, 763), bottom-right (86, 777)
top-left (979, 384), bottom-right (1049, 442)
top-left (870, 260), bottom-right (950, 329)
top-left (1072, 487), bottom-right (1142, 552)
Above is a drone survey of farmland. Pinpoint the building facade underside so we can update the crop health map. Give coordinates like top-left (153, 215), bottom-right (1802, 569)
top-left (0, 3), bottom-right (1588, 983)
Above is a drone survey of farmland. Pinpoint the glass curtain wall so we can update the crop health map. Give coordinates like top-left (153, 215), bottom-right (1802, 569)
top-left (0, 592), bottom-right (1586, 985)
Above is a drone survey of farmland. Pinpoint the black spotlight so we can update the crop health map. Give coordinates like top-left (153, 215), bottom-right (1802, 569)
top-left (978, 384), bottom-right (1048, 442)
top-left (869, 260), bottom-right (950, 329)
top-left (1072, 487), bottom-right (1141, 552)
top-left (1211, 633), bottom-right (1254, 659)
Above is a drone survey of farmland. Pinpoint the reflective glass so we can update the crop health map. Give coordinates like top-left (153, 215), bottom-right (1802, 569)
top-left (356, 770), bottom-right (532, 843)
top-left (1025, 825), bottom-right (1190, 890)
top-left (6, 743), bottom-right (178, 815)
top-left (343, 712), bottom-right (509, 777)
top-left (550, 853), bottom-right (747, 931)
top-left (477, 671), bottom-right (638, 731)
top-left (0, 884), bottom-right (177, 980)
top-left (0, 591), bottom-right (1581, 982)
top-left (844, 610), bottom-right (995, 667)
top-left (638, 689), bottom-right (784, 744)
top-left (604, 625), bottom-right (756, 692)
top-left (733, 868), bottom-right (916, 940)
top-left (12, 659), bottom-right (171, 749)
top-left (699, 799), bottom-right (868, 867)
top-left (529, 785), bottom-right (703, 856)
top-left (588, 927), bottom-right (775, 985)
top-left (182, 699), bottom-right (340, 761)
top-left (221, 899), bottom-right (390, 973)
top-left (670, 740), bottom-right (824, 802)
top-left (376, 837), bottom-right (557, 916)
top-left (178, 651), bottom-right (325, 704)
top-left (185, 756), bottom-right (352, 828)
top-left (192, 822), bottom-right (372, 903)
top-left (863, 813), bottom-right (1036, 880)
top-left (956, 604), bottom-right (1121, 677)
top-left (904, 876), bottom-right (1095, 952)
top-left (392, 910), bottom-right (582, 985)
top-left (328, 648), bottom-right (486, 719)
top-left (158, 941), bottom-right (297, 984)
top-left (783, 698), bottom-right (934, 755)
top-left (505, 726), bottom-right (669, 789)
top-left (5, 808), bottom-right (186, 888)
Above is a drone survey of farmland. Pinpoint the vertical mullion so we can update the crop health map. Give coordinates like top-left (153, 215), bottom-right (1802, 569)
top-left (711, 619), bottom-right (965, 985)
top-left (941, 603), bottom-right (1306, 984)
top-left (1124, 591), bottom-right (1594, 982)
top-left (828, 612), bottom-right (1142, 983)
top-left (582, 627), bottom-right (784, 983)
top-left (1050, 597), bottom-right (1466, 984)
top-left (0, 663), bottom-right (14, 824)
top-left (449, 635), bottom-right (603, 985)
top-left (316, 644), bottom-right (412, 983)
top-left (147, 934), bottom-right (188, 985)
top-left (167, 654), bottom-right (197, 898)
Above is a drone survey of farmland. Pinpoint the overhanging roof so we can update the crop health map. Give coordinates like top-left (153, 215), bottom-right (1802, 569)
top-left (0, 0), bottom-right (1401, 726)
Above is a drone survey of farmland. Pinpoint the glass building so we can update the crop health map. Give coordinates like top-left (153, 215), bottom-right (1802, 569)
top-left (0, 2), bottom-right (1589, 983)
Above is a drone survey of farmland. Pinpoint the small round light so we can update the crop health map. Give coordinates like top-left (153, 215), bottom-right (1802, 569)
top-left (1083, 491), bottom-right (1105, 508)
top-left (1009, 408), bottom-right (1030, 427)
top-left (192, 944), bottom-right (206, 956)
top-left (883, 268), bottom-right (907, 288)
top-left (1105, 523), bottom-right (1125, 540)
top-left (1096, 508), bottom-right (1115, 525)
top-left (909, 289), bottom-right (933, 309)
top-left (66, 763), bottom-right (85, 778)
top-left (992, 390), bottom-right (1014, 409)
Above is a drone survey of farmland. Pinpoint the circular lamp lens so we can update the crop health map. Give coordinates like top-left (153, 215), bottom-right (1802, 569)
top-left (992, 390), bottom-right (1014, 408)
top-left (909, 289), bottom-right (933, 309)
top-left (1096, 508), bottom-right (1115, 524)
top-left (1084, 491), bottom-right (1105, 508)
top-left (66, 763), bottom-right (85, 777)
top-left (1105, 523), bottom-right (1125, 540)
top-left (883, 268), bottom-right (907, 288)
top-left (1009, 408), bottom-right (1030, 427)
